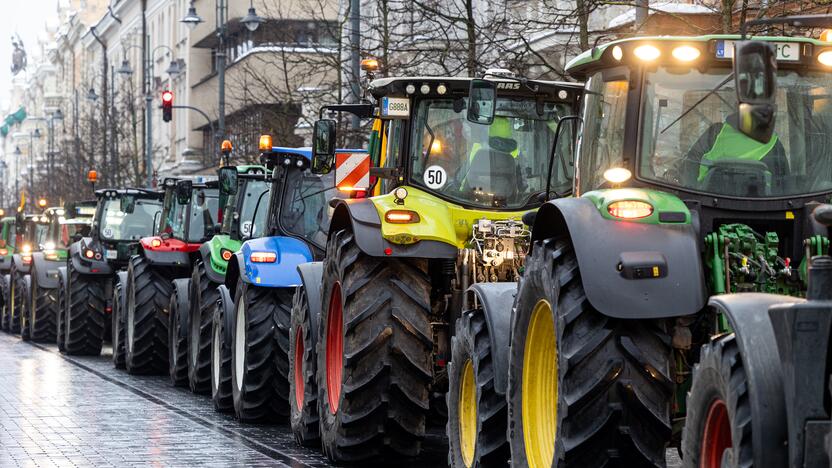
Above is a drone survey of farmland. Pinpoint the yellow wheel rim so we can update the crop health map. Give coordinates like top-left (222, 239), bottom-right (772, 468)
top-left (458, 359), bottom-right (477, 467)
top-left (522, 299), bottom-right (557, 468)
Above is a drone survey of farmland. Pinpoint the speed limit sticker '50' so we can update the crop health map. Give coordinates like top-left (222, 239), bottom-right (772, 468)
top-left (423, 165), bottom-right (447, 189)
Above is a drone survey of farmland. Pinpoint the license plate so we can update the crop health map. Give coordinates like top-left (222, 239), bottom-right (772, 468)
top-left (106, 250), bottom-right (117, 260)
top-left (715, 40), bottom-right (800, 62)
top-left (381, 97), bottom-right (410, 119)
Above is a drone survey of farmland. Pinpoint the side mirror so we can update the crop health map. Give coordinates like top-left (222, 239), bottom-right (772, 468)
top-left (467, 79), bottom-right (497, 125)
top-left (219, 167), bottom-right (238, 196)
top-left (733, 41), bottom-right (777, 143)
top-left (120, 195), bottom-right (136, 214)
top-left (65, 202), bottom-right (76, 217)
top-left (176, 180), bottom-right (193, 205)
top-left (312, 119), bottom-right (336, 174)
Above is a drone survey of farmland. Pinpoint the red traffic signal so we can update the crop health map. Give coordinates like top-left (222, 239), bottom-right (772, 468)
top-left (162, 90), bottom-right (173, 122)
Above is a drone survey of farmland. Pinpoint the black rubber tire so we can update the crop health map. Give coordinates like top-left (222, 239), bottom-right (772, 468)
top-left (0, 273), bottom-right (9, 331)
top-left (447, 308), bottom-right (509, 467)
top-left (64, 262), bottom-right (105, 356)
top-left (18, 275), bottom-right (31, 341)
top-left (56, 270), bottom-right (67, 351)
top-left (508, 237), bottom-right (673, 467)
top-left (169, 278), bottom-right (190, 386)
top-left (8, 269), bottom-right (22, 334)
top-left (682, 333), bottom-right (771, 467)
top-left (125, 255), bottom-right (171, 374)
top-left (111, 273), bottom-right (126, 368)
top-left (211, 285), bottom-right (233, 412)
top-left (289, 286), bottom-right (320, 446)
top-left (188, 261), bottom-right (218, 394)
top-left (231, 280), bottom-right (292, 422)
top-left (29, 266), bottom-right (58, 343)
top-left (317, 229), bottom-right (432, 462)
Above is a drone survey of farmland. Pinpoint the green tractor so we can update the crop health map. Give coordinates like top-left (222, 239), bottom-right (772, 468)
top-left (474, 26), bottom-right (832, 468)
top-left (178, 164), bottom-right (268, 391)
top-left (302, 74), bottom-right (582, 461)
top-left (27, 203), bottom-right (95, 342)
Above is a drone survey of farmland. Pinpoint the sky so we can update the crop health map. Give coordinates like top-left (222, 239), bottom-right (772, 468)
top-left (0, 0), bottom-right (58, 111)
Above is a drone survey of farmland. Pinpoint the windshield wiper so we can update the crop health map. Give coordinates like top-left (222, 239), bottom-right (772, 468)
top-left (661, 73), bottom-right (734, 135)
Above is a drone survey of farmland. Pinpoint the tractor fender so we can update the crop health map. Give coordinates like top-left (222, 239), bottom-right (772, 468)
top-left (29, 253), bottom-right (61, 290)
top-left (709, 293), bottom-right (803, 467)
top-left (57, 267), bottom-right (67, 290)
top-left (224, 255), bottom-right (241, 298)
top-left (216, 284), bottom-right (234, 345)
top-left (467, 282), bottom-right (517, 395)
top-left (296, 262), bottom-right (323, 346)
top-left (329, 198), bottom-right (457, 259)
top-left (532, 198), bottom-right (706, 319)
top-left (171, 278), bottom-right (191, 331)
top-left (235, 236), bottom-right (312, 288)
top-left (198, 243), bottom-right (226, 284)
top-left (68, 239), bottom-right (112, 275)
top-left (12, 254), bottom-right (31, 275)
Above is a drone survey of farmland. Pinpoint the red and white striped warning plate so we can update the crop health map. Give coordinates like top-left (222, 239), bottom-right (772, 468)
top-left (335, 152), bottom-right (370, 190)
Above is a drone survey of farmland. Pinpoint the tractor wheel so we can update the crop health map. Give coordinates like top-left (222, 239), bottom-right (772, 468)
top-left (682, 333), bottom-right (782, 467)
top-left (188, 261), bottom-right (218, 394)
top-left (507, 237), bottom-right (673, 468)
top-left (29, 268), bottom-right (58, 343)
top-left (211, 286), bottom-right (233, 412)
top-left (289, 286), bottom-right (319, 446)
top-left (125, 255), bottom-right (171, 374)
top-left (56, 271), bottom-right (66, 351)
top-left (18, 275), bottom-right (31, 341)
top-left (168, 278), bottom-right (190, 386)
top-left (317, 229), bottom-right (432, 462)
top-left (111, 274), bottom-right (126, 368)
top-left (447, 308), bottom-right (509, 467)
top-left (231, 280), bottom-right (291, 422)
top-left (64, 262), bottom-right (105, 355)
top-left (9, 270), bottom-right (22, 334)
top-left (0, 274), bottom-right (9, 331)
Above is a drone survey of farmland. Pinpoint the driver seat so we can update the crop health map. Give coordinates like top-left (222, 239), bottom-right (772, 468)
top-left (465, 146), bottom-right (519, 200)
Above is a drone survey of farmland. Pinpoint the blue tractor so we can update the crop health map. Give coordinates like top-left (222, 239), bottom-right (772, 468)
top-left (212, 143), bottom-right (365, 422)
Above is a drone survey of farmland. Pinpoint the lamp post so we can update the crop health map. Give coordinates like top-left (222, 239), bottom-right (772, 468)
top-left (181, 0), bottom-right (263, 159)
top-left (118, 44), bottom-right (184, 187)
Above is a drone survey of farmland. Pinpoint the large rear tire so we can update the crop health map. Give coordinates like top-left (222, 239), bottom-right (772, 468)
top-left (0, 274), bottom-right (10, 331)
top-left (230, 280), bottom-right (291, 422)
top-left (64, 262), bottom-right (105, 356)
top-left (111, 273), bottom-right (127, 368)
top-left (188, 261), bottom-right (217, 394)
top-left (17, 275), bottom-right (31, 341)
top-left (169, 278), bottom-right (190, 386)
top-left (30, 266), bottom-right (58, 343)
top-left (447, 308), bottom-right (509, 467)
top-left (125, 255), bottom-right (171, 374)
top-left (317, 229), bottom-right (432, 462)
top-left (289, 286), bottom-right (319, 446)
top-left (56, 270), bottom-right (66, 351)
top-left (507, 238), bottom-right (673, 467)
top-left (211, 285), bottom-right (233, 412)
top-left (9, 269), bottom-right (22, 334)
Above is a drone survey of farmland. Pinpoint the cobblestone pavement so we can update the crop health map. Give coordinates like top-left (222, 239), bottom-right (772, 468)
top-left (0, 333), bottom-right (681, 467)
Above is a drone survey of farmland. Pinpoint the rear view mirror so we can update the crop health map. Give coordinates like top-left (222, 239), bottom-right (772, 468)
top-left (176, 180), bottom-right (193, 205)
top-left (467, 79), bottom-right (496, 125)
top-left (733, 41), bottom-right (777, 143)
top-left (219, 167), bottom-right (238, 196)
top-left (120, 195), bottom-right (136, 214)
top-left (312, 119), bottom-right (336, 174)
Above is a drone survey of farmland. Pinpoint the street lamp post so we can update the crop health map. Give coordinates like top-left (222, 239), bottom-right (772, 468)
top-left (181, 0), bottom-right (263, 159)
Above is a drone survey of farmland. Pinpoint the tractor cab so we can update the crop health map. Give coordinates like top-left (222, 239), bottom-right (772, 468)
top-left (564, 35), bottom-right (832, 296)
top-left (141, 177), bottom-right (220, 257)
top-left (0, 216), bottom-right (15, 271)
top-left (15, 212), bottom-right (51, 269)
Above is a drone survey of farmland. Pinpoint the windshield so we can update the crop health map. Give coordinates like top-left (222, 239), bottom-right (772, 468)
top-left (280, 170), bottom-right (344, 249)
top-left (410, 97), bottom-right (574, 209)
top-left (165, 188), bottom-right (220, 242)
top-left (30, 222), bottom-right (49, 247)
top-left (223, 179), bottom-right (269, 239)
top-left (60, 222), bottom-right (91, 247)
top-left (579, 67), bottom-right (832, 198)
top-left (100, 197), bottom-right (163, 241)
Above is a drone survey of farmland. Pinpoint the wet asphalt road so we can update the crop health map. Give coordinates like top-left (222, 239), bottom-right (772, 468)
top-left (0, 333), bottom-right (681, 467)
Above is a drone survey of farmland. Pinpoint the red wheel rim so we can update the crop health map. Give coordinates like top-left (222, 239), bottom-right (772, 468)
top-left (294, 326), bottom-right (305, 409)
top-left (700, 399), bottom-right (732, 468)
top-left (326, 282), bottom-right (343, 413)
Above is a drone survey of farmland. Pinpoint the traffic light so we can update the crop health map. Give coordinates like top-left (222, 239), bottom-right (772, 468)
top-left (162, 90), bottom-right (173, 122)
